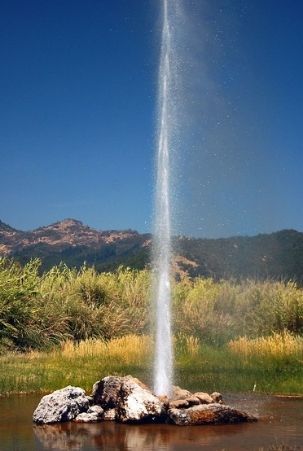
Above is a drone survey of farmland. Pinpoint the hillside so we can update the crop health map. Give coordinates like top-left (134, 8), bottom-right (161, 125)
top-left (1, 219), bottom-right (303, 281)
top-left (0, 219), bottom-right (150, 272)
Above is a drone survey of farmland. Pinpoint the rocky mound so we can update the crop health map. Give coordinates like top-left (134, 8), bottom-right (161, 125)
top-left (33, 376), bottom-right (257, 426)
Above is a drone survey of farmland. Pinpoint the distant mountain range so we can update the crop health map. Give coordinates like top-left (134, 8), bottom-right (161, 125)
top-left (1, 218), bottom-right (303, 281)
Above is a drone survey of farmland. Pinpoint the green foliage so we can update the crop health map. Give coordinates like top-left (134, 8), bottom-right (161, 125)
top-left (0, 257), bottom-right (302, 353)
top-left (0, 258), bottom-right (40, 349)
top-left (173, 277), bottom-right (303, 345)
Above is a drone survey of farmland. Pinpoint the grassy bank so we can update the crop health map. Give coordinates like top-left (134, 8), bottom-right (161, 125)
top-left (0, 258), bottom-right (302, 395)
top-left (0, 333), bottom-right (302, 396)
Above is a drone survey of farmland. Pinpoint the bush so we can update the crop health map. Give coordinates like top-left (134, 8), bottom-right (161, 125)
top-left (0, 257), bottom-right (302, 352)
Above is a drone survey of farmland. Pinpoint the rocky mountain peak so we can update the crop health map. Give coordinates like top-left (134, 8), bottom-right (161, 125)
top-left (36, 218), bottom-right (87, 232)
top-left (0, 220), bottom-right (17, 232)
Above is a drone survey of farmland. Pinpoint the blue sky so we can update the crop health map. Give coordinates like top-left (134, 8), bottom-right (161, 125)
top-left (1, 0), bottom-right (303, 237)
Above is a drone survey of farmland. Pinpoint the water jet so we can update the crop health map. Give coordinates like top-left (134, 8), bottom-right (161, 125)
top-left (152, 0), bottom-right (175, 398)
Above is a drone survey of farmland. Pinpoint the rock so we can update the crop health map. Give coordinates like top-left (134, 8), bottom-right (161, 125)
top-left (103, 408), bottom-right (117, 421)
top-left (74, 412), bottom-right (100, 423)
top-left (169, 399), bottom-right (189, 409)
top-left (158, 395), bottom-right (169, 409)
top-left (92, 375), bottom-right (164, 423)
top-left (194, 392), bottom-right (214, 404)
top-left (117, 376), bottom-right (165, 423)
top-left (33, 377), bottom-right (255, 427)
top-left (92, 376), bottom-right (122, 408)
top-left (86, 396), bottom-right (94, 405)
top-left (168, 403), bottom-right (257, 426)
top-left (88, 405), bottom-right (104, 415)
top-left (186, 396), bottom-right (201, 406)
top-left (211, 392), bottom-right (224, 404)
top-left (171, 386), bottom-right (192, 401)
top-left (74, 405), bottom-right (104, 423)
top-left (33, 386), bottom-right (89, 424)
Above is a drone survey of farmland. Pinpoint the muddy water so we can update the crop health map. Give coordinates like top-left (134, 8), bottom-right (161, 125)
top-left (1, 394), bottom-right (302, 450)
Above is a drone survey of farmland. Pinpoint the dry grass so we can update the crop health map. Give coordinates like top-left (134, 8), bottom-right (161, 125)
top-left (176, 334), bottom-right (200, 357)
top-left (59, 334), bottom-right (153, 365)
top-left (229, 331), bottom-right (303, 360)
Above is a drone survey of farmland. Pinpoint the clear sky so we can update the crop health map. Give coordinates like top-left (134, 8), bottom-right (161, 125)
top-left (1, 0), bottom-right (302, 237)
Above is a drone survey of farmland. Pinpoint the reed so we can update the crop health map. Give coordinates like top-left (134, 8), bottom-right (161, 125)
top-left (229, 331), bottom-right (303, 360)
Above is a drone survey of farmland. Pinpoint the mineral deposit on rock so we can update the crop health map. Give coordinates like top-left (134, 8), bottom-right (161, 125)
top-left (168, 403), bottom-right (256, 426)
top-left (33, 386), bottom-right (89, 424)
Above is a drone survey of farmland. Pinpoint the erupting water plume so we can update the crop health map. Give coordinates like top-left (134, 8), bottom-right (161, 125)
top-left (153, 0), bottom-right (178, 397)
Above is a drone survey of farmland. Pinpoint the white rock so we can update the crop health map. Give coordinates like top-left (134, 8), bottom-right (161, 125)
top-left (33, 386), bottom-right (89, 424)
top-left (118, 376), bottom-right (164, 423)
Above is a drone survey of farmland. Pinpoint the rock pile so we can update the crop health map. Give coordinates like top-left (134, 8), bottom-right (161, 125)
top-left (33, 375), bottom-right (257, 426)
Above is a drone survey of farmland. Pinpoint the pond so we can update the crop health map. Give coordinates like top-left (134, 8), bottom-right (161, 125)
top-left (1, 393), bottom-right (302, 450)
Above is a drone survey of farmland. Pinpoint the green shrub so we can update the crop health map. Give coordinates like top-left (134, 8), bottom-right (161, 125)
top-left (0, 257), bottom-right (302, 352)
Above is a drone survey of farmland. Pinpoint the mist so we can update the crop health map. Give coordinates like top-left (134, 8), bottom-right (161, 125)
top-left (166, 0), bottom-right (303, 239)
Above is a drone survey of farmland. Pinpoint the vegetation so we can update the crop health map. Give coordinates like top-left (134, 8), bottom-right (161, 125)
top-left (0, 333), bottom-right (302, 395)
top-left (0, 257), bottom-right (302, 394)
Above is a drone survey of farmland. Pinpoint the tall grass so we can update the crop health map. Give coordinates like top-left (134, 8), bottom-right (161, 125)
top-left (229, 331), bottom-right (303, 360)
top-left (0, 257), bottom-right (302, 353)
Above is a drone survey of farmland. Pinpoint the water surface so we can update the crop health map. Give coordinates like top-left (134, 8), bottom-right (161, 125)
top-left (1, 394), bottom-right (303, 450)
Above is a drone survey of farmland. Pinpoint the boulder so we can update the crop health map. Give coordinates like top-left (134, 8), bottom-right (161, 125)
top-left (92, 375), bottom-right (164, 423)
top-left (74, 405), bottom-right (104, 423)
top-left (117, 376), bottom-right (165, 423)
top-left (33, 386), bottom-right (89, 424)
top-left (194, 392), bottom-right (214, 404)
top-left (168, 403), bottom-right (257, 426)
top-left (186, 396), bottom-right (201, 406)
top-left (171, 386), bottom-right (192, 401)
top-left (92, 376), bottom-right (122, 408)
top-left (169, 399), bottom-right (189, 409)
top-left (211, 392), bottom-right (224, 404)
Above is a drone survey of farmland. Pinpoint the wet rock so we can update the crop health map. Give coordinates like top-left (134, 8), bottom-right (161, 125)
top-left (117, 376), bottom-right (164, 423)
top-left (92, 376), bottom-right (123, 408)
top-left (103, 408), bottom-right (117, 421)
top-left (211, 392), bottom-right (224, 404)
top-left (168, 403), bottom-right (257, 426)
top-left (171, 386), bottom-right (192, 401)
top-left (186, 396), bottom-right (201, 406)
top-left (74, 405), bottom-right (104, 423)
top-left (194, 392), bottom-right (214, 404)
top-left (74, 412), bottom-right (99, 423)
top-left (169, 399), bottom-right (189, 409)
top-left (33, 386), bottom-right (89, 424)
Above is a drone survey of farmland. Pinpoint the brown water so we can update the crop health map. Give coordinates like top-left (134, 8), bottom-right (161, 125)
top-left (1, 394), bottom-right (303, 450)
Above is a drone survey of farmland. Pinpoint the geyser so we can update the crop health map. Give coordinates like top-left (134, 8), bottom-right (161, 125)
top-left (152, 0), bottom-right (177, 397)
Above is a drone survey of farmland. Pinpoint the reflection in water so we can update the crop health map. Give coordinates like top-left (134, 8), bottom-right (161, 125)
top-left (34, 421), bottom-right (255, 451)
top-left (1, 394), bottom-right (303, 450)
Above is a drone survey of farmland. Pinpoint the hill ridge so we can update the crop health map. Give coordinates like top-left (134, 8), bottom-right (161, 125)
top-left (0, 219), bottom-right (302, 281)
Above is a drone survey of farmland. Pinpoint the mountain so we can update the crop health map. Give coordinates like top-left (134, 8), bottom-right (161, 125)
top-left (175, 229), bottom-right (303, 281)
top-left (0, 219), bottom-right (150, 272)
top-left (1, 219), bottom-right (303, 281)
